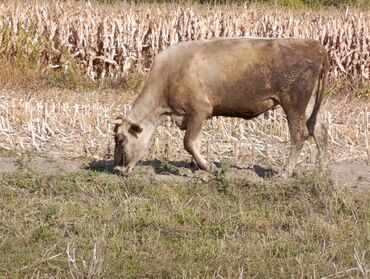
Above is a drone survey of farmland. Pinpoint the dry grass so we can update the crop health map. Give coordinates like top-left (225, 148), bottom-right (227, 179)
top-left (0, 2), bottom-right (369, 83)
top-left (0, 87), bottom-right (369, 170)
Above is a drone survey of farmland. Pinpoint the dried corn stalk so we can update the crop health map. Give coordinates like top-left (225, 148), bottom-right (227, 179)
top-left (0, 2), bottom-right (369, 82)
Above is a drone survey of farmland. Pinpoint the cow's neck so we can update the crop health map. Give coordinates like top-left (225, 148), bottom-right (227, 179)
top-left (136, 117), bottom-right (158, 151)
top-left (128, 106), bottom-right (160, 156)
top-left (127, 87), bottom-right (161, 122)
top-left (127, 89), bottom-right (163, 142)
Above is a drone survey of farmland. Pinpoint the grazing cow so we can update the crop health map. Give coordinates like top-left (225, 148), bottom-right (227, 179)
top-left (111, 37), bottom-right (329, 178)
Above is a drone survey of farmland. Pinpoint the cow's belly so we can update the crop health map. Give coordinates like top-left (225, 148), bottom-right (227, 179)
top-left (212, 97), bottom-right (278, 119)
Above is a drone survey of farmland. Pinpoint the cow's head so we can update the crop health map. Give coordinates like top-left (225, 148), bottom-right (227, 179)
top-left (111, 117), bottom-right (144, 175)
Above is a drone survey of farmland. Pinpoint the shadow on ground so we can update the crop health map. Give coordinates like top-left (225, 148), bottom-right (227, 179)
top-left (251, 165), bottom-right (277, 178)
top-left (86, 159), bottom-right (115, 173)
top-left (86, 158), bottom-right (277, 179)
top-left (86, 159), bottom-right (190, 175)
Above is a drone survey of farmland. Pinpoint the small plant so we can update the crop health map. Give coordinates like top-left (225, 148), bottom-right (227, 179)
top-left (32, 226), bottom-right (54, 242)
top-left (158, 157), bottom-right (180, 175)
top-left (213, 160), bottom-right (233, 193)
top-left (14, 153), bottom-right (28, 171)
top-left (44, 205), bottom-right (60, 225)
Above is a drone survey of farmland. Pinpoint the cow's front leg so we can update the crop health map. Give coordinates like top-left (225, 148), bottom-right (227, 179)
top-left (184, 112), bottom-right (209, 171)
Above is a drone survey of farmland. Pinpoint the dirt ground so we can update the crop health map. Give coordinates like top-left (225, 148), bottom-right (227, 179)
top-left (1, 154), bottom-right (369, 193)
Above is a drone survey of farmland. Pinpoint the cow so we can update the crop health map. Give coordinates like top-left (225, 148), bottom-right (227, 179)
top-left (111, 37), bottom-right (329, 178)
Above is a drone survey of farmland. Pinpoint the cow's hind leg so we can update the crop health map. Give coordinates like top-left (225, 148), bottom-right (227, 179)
top-left (307, 113), bottom-right (328, 166)
top-left (282, 111), bottom-right (309, 178)
top-left (305, 83), bottom-right (328, 167)
top-left (184, 111), bottom-right (209, 171)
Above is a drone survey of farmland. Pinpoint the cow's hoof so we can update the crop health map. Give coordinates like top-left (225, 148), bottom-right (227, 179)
top-left (199, 163), bottom-right (211, 172)
top-left (189, 161), bottom-right (213, 173)
top-left (193, 160), bottom-right (211, 172)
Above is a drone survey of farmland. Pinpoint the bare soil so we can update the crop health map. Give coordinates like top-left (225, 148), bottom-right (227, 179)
top-left (1, 154), bottom-right (369, 193)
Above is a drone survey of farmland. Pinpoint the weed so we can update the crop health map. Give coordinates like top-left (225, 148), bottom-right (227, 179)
top-left (212, 160), bottom-right (233, 193)
top-left (0, 148), bottom-right (17, 157)
top-left (44, 205), bottom-right (60, 225)
top-left (32, 226), bottom-right (55, 242)
top-left (14, 154), bottom-right (27, 171)
top-left (122, 72), bottom-right (146, 92)
top-left (157, 157), bottom-right (180, 175)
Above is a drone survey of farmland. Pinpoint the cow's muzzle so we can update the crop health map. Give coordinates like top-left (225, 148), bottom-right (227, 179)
top-left (113, 165), bottom-right (126, 176)
top-left (113, 165), bottom-right (133, 176)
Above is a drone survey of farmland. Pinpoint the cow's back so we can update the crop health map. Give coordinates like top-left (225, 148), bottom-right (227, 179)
top-left (149, 38), bottom-right (327, 118)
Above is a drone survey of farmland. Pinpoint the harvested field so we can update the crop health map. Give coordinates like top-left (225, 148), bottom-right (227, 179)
top-left (0, 86), bottom-right (370, 191)
top-left (0, 89), bottom-right (369, 169)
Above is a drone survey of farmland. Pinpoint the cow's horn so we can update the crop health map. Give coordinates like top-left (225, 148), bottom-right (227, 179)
top-left (126, 118), bottom-right (137, 126)
top-left (109, 117), bottom-right (124, 125)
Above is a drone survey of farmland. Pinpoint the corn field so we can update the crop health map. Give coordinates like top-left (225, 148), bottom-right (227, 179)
top-left (0, 2), bottom-right (369, 83)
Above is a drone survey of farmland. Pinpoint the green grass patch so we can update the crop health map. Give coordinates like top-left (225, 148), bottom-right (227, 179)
top-left (0, 170), bottom-right (369, 278)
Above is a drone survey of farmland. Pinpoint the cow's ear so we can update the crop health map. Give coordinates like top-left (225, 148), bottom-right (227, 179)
top-left (130, 123), bottom-right (143, 134)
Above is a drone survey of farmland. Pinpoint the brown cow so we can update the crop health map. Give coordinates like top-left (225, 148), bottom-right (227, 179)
top-left (111, 37), bottom-right (329, 178)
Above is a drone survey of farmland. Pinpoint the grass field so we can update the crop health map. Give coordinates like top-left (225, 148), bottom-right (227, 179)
top-left (0, 168), bottom-right (369, 278)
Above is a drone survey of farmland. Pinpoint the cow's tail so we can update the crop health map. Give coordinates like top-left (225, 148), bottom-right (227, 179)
top-left (307, 51), bottom-right (329, 135)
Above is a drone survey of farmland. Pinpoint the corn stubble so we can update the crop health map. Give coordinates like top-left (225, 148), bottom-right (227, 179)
top-left (0, 90), bottom-right (368, 169)
top-left (0, 2), bottom-right (369, 82)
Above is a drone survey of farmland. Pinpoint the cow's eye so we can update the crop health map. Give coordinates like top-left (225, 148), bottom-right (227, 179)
top-left (116, 135), bottom-right (125, 145)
